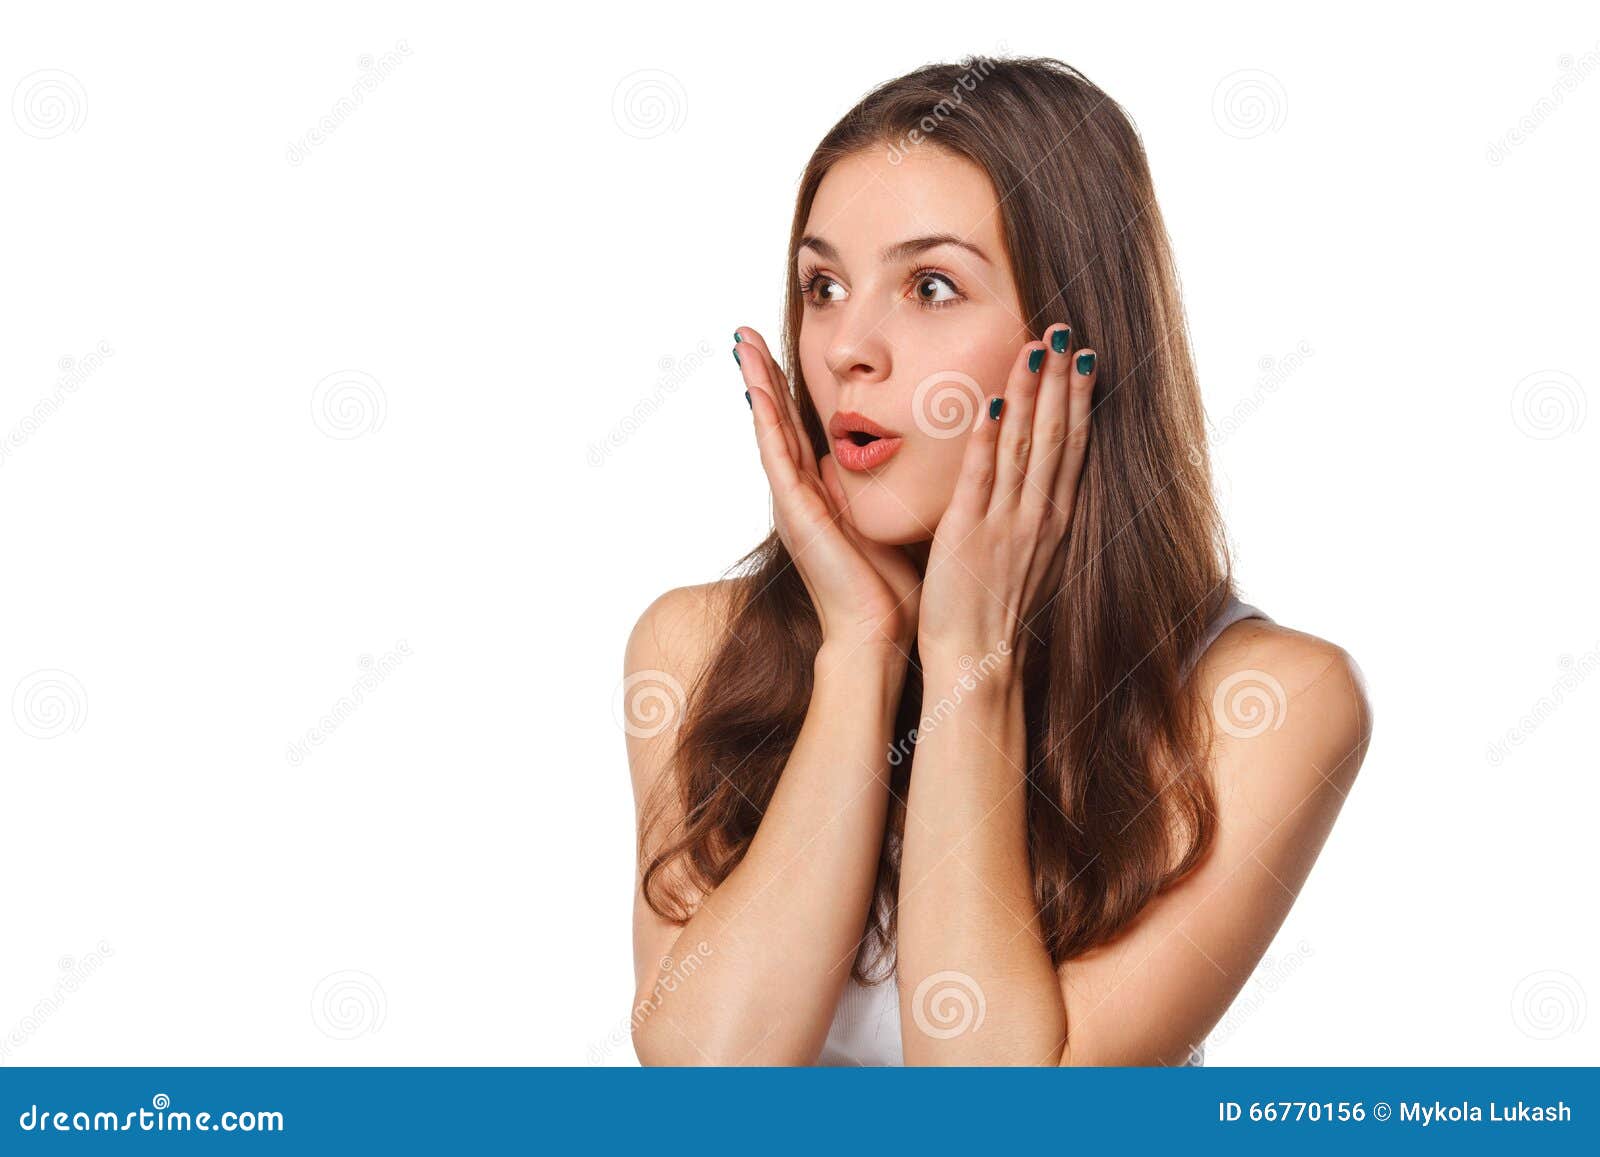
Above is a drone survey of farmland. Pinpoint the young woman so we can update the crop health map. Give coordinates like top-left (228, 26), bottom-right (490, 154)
top-left (622, 55), bottom-right (1372, 1066)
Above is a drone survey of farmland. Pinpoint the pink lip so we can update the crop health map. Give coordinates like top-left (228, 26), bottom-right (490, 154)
top-left (832, 435), bottom-right (904, 472)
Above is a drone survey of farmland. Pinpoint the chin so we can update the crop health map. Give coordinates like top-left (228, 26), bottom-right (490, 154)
top-left (841, 485), bottom-right (940, 545)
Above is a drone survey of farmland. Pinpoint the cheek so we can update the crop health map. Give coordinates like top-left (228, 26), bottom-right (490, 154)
top-left (797, 344), bottom-right (837, 416)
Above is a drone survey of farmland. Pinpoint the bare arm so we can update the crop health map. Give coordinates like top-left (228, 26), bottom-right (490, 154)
top-left (897, 628), bottom-right (1372, 1065)
top-left (895, 647), bottom-right (1066, 1064)
top-left (625, 585), bottom-right (908, 1065)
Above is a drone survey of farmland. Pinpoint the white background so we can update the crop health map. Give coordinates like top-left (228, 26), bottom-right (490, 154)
top-left (2, 0), bottom-right (1596, 1066)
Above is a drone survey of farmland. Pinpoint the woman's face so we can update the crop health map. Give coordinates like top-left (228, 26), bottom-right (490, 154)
top-left (797, 144), bottom-right (1029, 546)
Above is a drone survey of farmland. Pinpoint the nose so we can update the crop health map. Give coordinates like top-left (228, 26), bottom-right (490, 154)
top-left (824, 307), bottom-right (892, 388)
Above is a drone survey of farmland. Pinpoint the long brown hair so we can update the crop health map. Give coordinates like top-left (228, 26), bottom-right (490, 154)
top-left (640, 55), bottom-right (1235, 984)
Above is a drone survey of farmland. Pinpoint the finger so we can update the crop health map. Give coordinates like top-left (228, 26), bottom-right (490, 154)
top-left (1022, 322), bottom-right (1074, 520)
top-left (735, 327), bottom-right (817, 474)
top-left (747, 374), bottom-right (803, 495)
top-left (735, 332), bottom-right (800, 467)
top-left (1051, 347), bottom-right (1097, 521)
top-left (944, 388), bottom-right (1005, 529)
top-left (989, 337), bottom-right (1047, 516)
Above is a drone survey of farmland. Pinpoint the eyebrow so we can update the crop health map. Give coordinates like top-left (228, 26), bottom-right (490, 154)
top-left (798, 232), bottom-right (993, 267)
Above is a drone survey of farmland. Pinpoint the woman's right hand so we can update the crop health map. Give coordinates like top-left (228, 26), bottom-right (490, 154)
top-left (734, 328), bottom-right (922, 658)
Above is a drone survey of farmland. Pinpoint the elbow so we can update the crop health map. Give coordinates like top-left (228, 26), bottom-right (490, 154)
top-left (631, 1018), bottom-right (699, 1067)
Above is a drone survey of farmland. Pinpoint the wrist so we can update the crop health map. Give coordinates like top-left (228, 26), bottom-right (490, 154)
top-left (920, 646), bottom-right (1022, 703)
top-left (815, 638), bottom-right (911, 684)
top-left (917, 636), bottom-right (1020, 681)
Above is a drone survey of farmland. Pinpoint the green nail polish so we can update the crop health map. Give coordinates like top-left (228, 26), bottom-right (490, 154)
top-left (988, 396), bottom-right (1004, 420)
top-left (744, 390), bottom-right (751, 408)
top-left (1028, 348), bottom-right (1044, 373)
top-left (1051, 327), bottom-right (1070, 354)
top-left (733, 348), bottom-right (741, 366)
top-left (1076, 351), bottom-right (1095, 375)
top-left (733, 332), bottom-right (743, 343)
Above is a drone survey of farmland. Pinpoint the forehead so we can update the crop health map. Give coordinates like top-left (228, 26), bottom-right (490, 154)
top-left (803, 145), bottom-right (1006, 261)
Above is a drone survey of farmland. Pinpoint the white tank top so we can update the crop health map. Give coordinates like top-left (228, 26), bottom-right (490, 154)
top-left (818, 593), bottom-right (1272, 1066)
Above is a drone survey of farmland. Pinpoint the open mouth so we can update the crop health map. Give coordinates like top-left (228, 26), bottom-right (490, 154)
top-left (827, 409), bottom-right (904, 472)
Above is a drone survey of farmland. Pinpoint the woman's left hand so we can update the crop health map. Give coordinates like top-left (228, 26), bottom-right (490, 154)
top-left (916, 322), bottom-right (1098, 672)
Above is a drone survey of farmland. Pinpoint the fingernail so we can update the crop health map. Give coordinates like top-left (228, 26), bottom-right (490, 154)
top-left (988, 396), bottom-right (1004, 420)
top-left (733, 331), bottom-right (743, 344)
top-left (744, 390), bottom-right (751, 408)
top-left (1051, 327), bottom-right (1070, 354)
top-left (1027, 348), bottom-right (1044, 373)
top-left (1076, 351), bottom-right (1096, 375)
top-left (733, 348), bottom-right (741, 366)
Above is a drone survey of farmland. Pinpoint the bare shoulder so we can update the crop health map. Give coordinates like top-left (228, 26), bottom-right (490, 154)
top-left (1192, 616), bottom-right (1374, 795)
top-left (621, 578), bottom-right (744, 805)
top-left (623, 578), bottom-right (742, 688)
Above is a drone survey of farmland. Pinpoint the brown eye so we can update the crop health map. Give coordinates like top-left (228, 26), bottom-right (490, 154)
top-left (914, 273), bottom-right (959, 305)
top-left (799, 269), bottom-right (847, 307)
